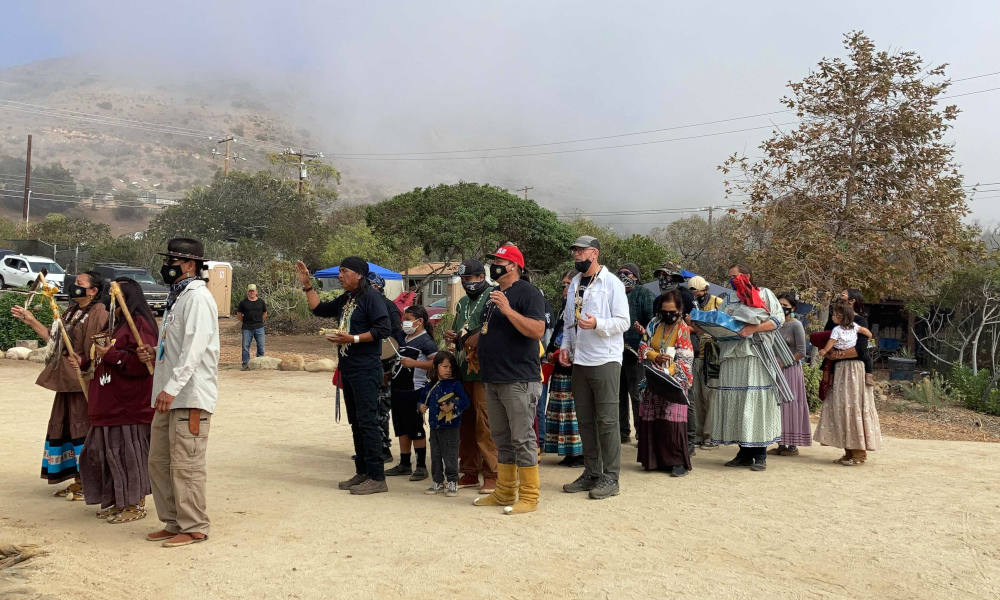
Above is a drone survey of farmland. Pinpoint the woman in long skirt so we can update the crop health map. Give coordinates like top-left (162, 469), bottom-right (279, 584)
top-left (637, 289), bottom-right (694, 477)
top-left (77, 278), bottom-right (158, 522)
top-left (711, 265), bottom-right (787, 472)
top-left (11, 272), bottom-right (109, 500)
top-left (770, 293), bottom-right (812, 456)
top-left (544, 271), bottom-right (583, 466)
top-left (814, 308), bottom-right (882, 466)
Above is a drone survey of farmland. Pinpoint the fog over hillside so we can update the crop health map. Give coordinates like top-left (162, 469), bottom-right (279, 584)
top-left (1, 2), bottom-right (999, 231)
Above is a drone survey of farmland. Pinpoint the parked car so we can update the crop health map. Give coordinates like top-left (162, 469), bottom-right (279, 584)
top-left (426, 296), bottom-right (448, 323)
top-left (91, 263), bottom-right (169, 315)
top-left (0, 254), bottom-right (66, 293)
top-left (0, 249), bottom-right (14, 259)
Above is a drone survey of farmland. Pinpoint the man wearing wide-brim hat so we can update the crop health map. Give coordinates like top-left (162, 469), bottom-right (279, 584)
top-left (139, 237), bottom-right (220, 547)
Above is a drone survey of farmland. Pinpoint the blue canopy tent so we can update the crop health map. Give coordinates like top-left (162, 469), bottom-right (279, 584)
top-left (314, 262), bottom-right (403, 280)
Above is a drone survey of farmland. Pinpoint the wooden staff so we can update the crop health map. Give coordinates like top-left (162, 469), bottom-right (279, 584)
top-left (109, 282), bottom-right (154, 375)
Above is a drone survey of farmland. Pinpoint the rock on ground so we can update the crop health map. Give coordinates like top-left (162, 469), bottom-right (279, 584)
top-left (28, 347), bottom-right (48, 363)
top-left (304, 358), bottom-right (336, 372)
top-left (15, 340), bottom-right (39, 350)
top-left (248, 356), bottom-right (282, 370)
top-left (5, 347), bottom-right (31, 360)
top-left (279, 355), bottom-right (306, 371)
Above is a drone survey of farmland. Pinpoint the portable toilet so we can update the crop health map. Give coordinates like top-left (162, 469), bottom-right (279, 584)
top-left (204, 261), bottom-right (233, 317)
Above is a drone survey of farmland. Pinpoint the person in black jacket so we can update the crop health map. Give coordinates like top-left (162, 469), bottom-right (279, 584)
top-left (296, 257), bottom-right (391, 495)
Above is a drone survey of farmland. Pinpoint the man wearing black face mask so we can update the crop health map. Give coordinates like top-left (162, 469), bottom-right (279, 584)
top-left (560, 236), bottom-right (631, 501)
top-left (444, 259), bottom-right (499, 494)
top-left (617, 263), bottom-right (653, 444)
top-left (653, 265), bottom-right (696, 316)
top-left (140, 237), bottom-right (220, 547)
top-left (473, 246), bottom-right (546, 514)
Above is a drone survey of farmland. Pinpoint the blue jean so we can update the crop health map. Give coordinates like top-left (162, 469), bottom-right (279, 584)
top-left (241, 327), bottom-right (265, 366)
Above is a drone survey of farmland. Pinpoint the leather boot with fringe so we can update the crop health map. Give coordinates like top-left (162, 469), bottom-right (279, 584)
top-left (473, 463), bottom-right (517, 507)
top-left (506, 465), bottom-right (539, 514)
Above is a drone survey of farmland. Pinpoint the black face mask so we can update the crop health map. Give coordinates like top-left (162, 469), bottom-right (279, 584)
top-left (69, 284), bottom-right (89, 299)
top-left (489, 263), bottom-right (509, 281)
top-left (463, 280), bottom-right (488, 297)
top-left (659, 277), bottom-right (678, 292)
top-left (783, 307), bottom-right (793, 316)
top-left (696, 293), bottom-right (710, 307)
top-left (161, 264), bottom-right (183, 285)
top-left (661, 311), bottom-right (680, 324)
top-left (574, 259), bottom-right (592, 274)
top-left (618, 273), bottom-right (636, 289)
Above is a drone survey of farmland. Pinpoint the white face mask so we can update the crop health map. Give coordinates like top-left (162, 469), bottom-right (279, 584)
top-left (402, 320), bottom-right (417, 335)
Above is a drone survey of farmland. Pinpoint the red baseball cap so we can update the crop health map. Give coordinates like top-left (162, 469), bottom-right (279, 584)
top-left (488, 244), bottom-right (525, 269)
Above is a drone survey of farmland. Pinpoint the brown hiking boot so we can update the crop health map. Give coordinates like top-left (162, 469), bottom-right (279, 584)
top-left (349, 479), bottom-right (388, 495)
top-left (337, 474), bottom-right (368, 490)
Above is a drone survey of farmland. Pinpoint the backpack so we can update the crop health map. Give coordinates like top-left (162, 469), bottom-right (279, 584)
top-left (703, 338), bottom-right (722, 380)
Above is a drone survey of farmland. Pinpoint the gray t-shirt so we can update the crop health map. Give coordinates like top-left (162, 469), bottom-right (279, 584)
top-left (780, 318), bottom-right (806, 358)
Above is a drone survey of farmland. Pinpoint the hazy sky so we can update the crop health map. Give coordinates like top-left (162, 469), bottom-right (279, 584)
top-left (3, 1), bottom-right (999, 229)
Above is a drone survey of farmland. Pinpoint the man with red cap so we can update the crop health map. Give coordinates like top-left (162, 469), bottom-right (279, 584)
top-left (472, 245), bottom-right (546, 514)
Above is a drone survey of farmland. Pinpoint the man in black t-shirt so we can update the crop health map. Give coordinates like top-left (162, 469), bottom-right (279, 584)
top-left (236, 284), bottom-right (268, 370)
top-left (472, 245), bottom-right (545, 515)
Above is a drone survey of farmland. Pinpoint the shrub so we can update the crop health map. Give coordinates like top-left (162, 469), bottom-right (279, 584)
top-left (903, 373), bottom-right (953, 411)
top-left (434, 313), bottom-right (455, 348)
top-left (802, 362), bottom-right (822, 412)
top-left (947, 365), bottom-right (1000, 416)
top-left (0, 291), bottom-right (55, 351)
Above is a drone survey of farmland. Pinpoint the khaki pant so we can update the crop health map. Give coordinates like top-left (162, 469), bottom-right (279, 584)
top-left (459, 380), bottom-right (498, 478)
top-left (149, 408), bottom-right (211, 535)
top-left (572, 362), bottom-right (622, 480)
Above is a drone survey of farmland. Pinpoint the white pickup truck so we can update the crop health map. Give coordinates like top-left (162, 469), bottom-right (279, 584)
top-left (0, 254), bottom-right (66, 293)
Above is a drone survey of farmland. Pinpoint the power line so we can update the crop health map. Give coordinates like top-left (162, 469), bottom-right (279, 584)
top-left (0, 99), bottom-right (218, 136)
top-left (558, 203), bottom-right (745, 218)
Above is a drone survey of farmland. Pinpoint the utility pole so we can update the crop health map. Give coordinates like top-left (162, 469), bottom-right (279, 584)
top-left (216, 136), bottom-right (235, 175)
top-left (283, 148), bottom-right (321, 194)
top-left (23, 135), bottom-right (31, 224)
top-left (707, 205), bottom-right (714, 229)
top-left (516, 185), bottom-right (534, 200)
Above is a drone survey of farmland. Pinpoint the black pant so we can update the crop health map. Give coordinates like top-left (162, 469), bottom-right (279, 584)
top-left (378, 384), bottom-right (392, 453)
top-left (429, 428), bottom-right (460, 484)
top-left (342, 355), bottom-right (386, 481)
top-left (618, 351), bottom-right (643, 437)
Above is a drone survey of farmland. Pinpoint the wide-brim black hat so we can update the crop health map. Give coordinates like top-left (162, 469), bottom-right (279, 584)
top-left (158, 237), bottom-right (209, 261)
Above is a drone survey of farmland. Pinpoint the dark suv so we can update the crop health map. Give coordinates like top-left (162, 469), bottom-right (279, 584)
top-left (91, 263), bottom-right (170, 315)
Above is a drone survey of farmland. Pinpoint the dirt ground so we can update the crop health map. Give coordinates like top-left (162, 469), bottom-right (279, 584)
top-left (2, 358), bottom-right (999, 600)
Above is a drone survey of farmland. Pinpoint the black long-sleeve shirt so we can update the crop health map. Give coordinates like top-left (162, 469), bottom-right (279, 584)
top-left (312, 286), bottom-right (391, 359)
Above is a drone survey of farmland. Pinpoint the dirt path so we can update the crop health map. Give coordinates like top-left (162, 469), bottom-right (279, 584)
top-left (1, 359), bottom-right (998, 600)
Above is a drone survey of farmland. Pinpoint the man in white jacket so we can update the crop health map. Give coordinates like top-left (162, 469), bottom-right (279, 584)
top-left (559, 236), bottom-right (630, 500)
top-left (139, 238), bottom-right (220, 547)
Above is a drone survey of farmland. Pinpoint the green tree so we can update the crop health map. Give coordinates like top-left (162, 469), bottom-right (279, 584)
top-left (719, 31), bottom-right (981, 305)
top-left (320, 221), bottom-right (421, 272)
top-left (267, 153), bottom-right (341, 205)
top-left (148, 170), bottom-right (327, 267)
top-left (28, 213), bottom-right (112, 247)
top-left (566, 218), bottom-right (678, 282)
top-left (367, 182), bottom-right (574, 274)
top-left (650, 213), bottom-right (743, 282)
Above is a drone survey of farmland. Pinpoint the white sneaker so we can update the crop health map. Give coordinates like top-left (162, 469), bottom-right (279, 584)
top-left (424, 482), bottom-right (445, 495)
top-left (445, 481), bottom-right (458, 497)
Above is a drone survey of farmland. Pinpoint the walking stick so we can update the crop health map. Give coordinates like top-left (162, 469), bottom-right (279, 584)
top-left (108, 282), bottom-right (154, 375)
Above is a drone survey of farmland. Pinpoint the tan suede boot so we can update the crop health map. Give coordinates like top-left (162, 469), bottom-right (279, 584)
top-left (473, 463), bottom-right (517, 506)
top-left (506, 465), bottom-right (539, 514)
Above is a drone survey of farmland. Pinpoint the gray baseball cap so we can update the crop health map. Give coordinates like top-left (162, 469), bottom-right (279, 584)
top-left (569, 235), bottom-right (600, 251)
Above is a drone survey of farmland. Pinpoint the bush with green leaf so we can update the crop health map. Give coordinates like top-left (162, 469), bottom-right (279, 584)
top-left (802, 362), bottom-right (822, 412)
top-left (903, 373), bottom-right (953, 411)
top-left (0, 291), bottom-right (55, 351)
top-left (947, 365), bottom-right (1000, 416)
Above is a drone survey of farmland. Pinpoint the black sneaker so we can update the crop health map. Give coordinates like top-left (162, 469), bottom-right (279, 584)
top-left (750, 457), bottom-right (767, 472)
top-left (409, 466), bottom-right (428, 481)
top-left (384, 463), bottom-right (412, 476)
top-left (724, 455), bottom-right (754, 468)
top-left (670, 465), bottom-right (688, 477)
top-left (588, 476), bottom-right (620, 500)
top-left (562, 473), bottom-right (599, 493)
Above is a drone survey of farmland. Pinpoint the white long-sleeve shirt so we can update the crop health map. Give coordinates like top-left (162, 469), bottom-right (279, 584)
top-left (152, 279), bottom-right (220, 413)
top-left (561, 266), bottom-right (630, 367)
